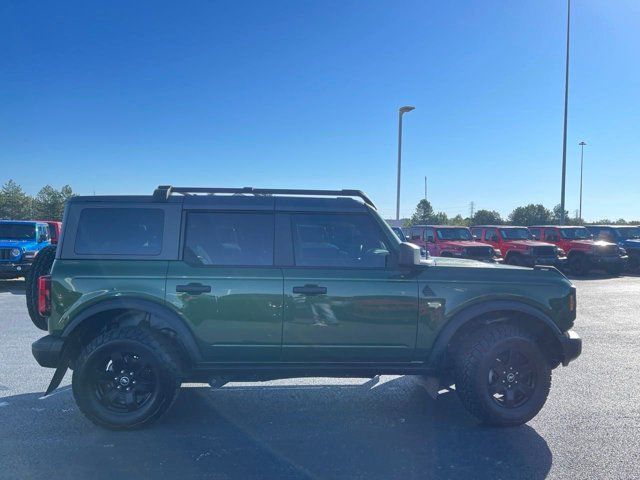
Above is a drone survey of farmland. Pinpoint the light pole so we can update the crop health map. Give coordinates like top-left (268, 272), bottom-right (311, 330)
top-left (396, 105), bottom-right (415, 220)
top-left (560, 0), bottom-right (571, 225)
top-left (578, 141), bottom-right (586, 220)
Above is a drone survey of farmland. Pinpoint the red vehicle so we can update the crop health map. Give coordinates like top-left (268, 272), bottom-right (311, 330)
top-left (407, 225), bottom-right (502, 262)
top-left (471, 225), bottom-right (567, 268)
top-left (38, 221), bottom-right (62, 244)
top-left (528, 225), bottom-right (627, 276)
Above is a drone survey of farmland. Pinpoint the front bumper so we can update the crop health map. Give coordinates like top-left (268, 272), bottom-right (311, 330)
top-left (522, 255), bottom-right (567, 268)
top-left (588, 254), bottom-right (627, 268)
top-left (558, 330), bottom-right (582, 366)
top-left (0, 261), bottom-right (32, 277)
top-left (32, 335), bottom-right (65, 368)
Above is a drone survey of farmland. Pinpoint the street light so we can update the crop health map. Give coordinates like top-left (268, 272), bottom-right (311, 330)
top-left (559, 0), bottom-right (571, 225)
top-left (578, 141), bottom-right (586, 220)
top-left (396, 105), bottom-right (415, 220)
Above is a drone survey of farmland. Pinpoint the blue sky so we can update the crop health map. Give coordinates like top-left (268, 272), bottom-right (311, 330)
top-left (1, 1), bottom-right (638, 221)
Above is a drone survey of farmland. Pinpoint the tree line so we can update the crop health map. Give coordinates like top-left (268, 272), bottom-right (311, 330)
top-left (405, 199), bottom-right (639, 227)
top-left (0, 180), bottom-right (74, 221)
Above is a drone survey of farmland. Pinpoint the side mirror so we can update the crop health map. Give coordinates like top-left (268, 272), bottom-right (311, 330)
top-left (399, 242), bottom-right (421, 267)
top-left (38, 234), bottom-right (48, 243)
top-left (472, 235), bottom-right (479, 241)
top-left (532, 234), bottom-right (538, 240)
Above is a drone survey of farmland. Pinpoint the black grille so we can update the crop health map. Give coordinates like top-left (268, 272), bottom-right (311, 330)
top-left (0, 248), bottom-right (11, 260)
top-left (465, 246), bottom-right (493, 257)
top-left (532, 246), bottom-right (556, 256)
top-left (597, 245), bottom-right (619, 256)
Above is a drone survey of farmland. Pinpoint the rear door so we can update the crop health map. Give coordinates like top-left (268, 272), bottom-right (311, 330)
top-left (166, 209), bottom-right (283, 362)
top-left (281, 212), bottom-right (418, 363)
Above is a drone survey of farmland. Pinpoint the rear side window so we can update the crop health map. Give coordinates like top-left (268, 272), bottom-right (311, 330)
top-left (291, 213), bottom-right (390, 268)
top-left (75, 208), bottom-right (164, 255)
top-left (184, 212), bottom-right (274, 266)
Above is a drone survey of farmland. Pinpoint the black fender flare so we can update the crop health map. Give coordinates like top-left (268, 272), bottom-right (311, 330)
top-left (61, 297), bottom-right (202, 364)
top-left (426, 300), bottom-right (562, 368)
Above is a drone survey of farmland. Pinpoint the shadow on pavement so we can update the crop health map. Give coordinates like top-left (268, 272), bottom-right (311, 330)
top-left (0, 376), bottom-right (552, 479)
top-left (0, 279), bottom-right (26, 294)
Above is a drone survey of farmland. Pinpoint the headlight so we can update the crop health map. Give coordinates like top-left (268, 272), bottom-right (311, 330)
top-left (10, 248), bottom-right (21, 257)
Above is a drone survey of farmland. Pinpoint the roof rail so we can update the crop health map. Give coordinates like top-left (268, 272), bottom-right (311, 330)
top-left (152, 185), bottom-right (376, 208)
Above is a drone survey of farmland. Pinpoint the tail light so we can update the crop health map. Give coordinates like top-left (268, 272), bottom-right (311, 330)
top-left (38, 275), bottom-right (52, 317)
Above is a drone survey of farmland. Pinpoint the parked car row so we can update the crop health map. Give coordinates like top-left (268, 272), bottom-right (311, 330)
top-left (397, 224), bottom-right (635, 276)
top-left (0, 219), bottom-right (61, 279)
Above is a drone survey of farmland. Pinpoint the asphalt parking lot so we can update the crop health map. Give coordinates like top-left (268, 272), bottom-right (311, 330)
top-left (1, 275), bottom-right (639, 480)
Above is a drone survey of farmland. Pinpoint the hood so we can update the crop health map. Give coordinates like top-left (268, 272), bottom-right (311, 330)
top-left (509, 240), bottom-right (554, 247)
top-left (441, 240), bottom-right (492, 248)
top-left (621, 238), bottom-right (640, 249)
top-left (0, 239), bottom-right (39, 250)
top-left (428, 256), bottom-right (522, 269)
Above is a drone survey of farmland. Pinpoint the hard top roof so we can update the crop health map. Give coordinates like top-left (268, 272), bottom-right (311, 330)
top-left (0, 219), bottom-right (47, 224)
top-left (68, 186), bottom-right (375, 213)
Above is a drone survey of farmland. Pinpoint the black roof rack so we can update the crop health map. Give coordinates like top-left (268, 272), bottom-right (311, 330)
top-left (152, 185), bottom-right (376, 209)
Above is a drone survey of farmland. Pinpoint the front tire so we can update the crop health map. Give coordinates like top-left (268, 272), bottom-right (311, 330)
top-left (454, 324), bottom-right (551, 427)
top-left (568, 254), bottom-right (590, 276)
top-left (72, 327), bottom-right (182, 430)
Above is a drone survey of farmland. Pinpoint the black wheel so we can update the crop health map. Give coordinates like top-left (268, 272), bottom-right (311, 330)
top-left (72, 327), bottom-right (182, 430)
top-left (25, 245), bottom-right (57, 330)
top-left (454, 324), bottom-right (551, 427)
top-left (568, 254), bottom-right (590, 276)
top-left (506, 254), bottom-right (523, 266)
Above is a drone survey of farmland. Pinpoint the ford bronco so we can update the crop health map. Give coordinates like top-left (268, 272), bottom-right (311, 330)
top-left (31, 186), bottom-right (581, 429)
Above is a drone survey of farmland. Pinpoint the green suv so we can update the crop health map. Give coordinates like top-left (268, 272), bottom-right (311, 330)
top-left (32, 186), bottom-right (581, 429)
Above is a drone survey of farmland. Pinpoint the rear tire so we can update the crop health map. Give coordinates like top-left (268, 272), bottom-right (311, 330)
top-left (72, 326), bottom-right (182, 430)
top-left (25, 245), bottom-right (57, 331)
top-left (453, 324), bottom-right (551, 427)
top-left (568, 254), bottom-right (590, 276)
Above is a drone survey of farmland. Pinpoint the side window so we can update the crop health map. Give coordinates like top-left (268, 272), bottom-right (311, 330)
top-left (291, 214), bottom-right (390, 268)
top-left (184, 212), bottom-right (274, 266)
top-left (75, 208), bottom-right (164, 255)
top-left (410, 227), bottom-right (421, 240)
top-left (529, 228), bottom-right (541, 239)
top-left (470, 228), bottom-right (482, 239)
top-left (425, 227), bottom-right (435, 242)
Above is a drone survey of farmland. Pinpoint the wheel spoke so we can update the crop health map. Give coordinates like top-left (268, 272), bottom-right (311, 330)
top-left (135, 379), bottom-right (154, 394)
top-left (101, 387), bottom-right (120, 406)
top-left (505, 388), bottom-right (515, 407)
top-left (124, 390), bottom-right (137, 411)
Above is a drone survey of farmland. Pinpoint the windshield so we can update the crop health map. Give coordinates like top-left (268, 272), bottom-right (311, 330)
top-left (391, 227), bottom-right (407, 242)
top-left (500, 228), bottom-right (532, 240)
top-left (560, 228), bottom-right (591, 240)
top-left (436, 228), bottom-right (472, 241)
top-left (0, 223), bottom-right (36, 241)
top-left (614, 227), bottom-right (640, 239)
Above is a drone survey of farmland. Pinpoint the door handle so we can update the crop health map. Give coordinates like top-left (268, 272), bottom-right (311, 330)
top-left (176, 283), bottom-right (211, 295)
top-left (293, 284), bottom-right (327, 295)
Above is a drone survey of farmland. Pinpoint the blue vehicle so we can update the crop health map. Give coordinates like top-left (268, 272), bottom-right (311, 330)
top-left (0, 220), bottom-right (52, 279)
top-left (585, 225), bottom-right (640, 271)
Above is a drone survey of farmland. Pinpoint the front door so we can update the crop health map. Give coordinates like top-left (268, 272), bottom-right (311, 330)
top-left (166, 211), bottom-right (283, 362)
top-left (282, 213), bottom-right (418, 363)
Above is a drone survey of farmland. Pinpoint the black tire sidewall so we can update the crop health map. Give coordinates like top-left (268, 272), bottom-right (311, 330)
top-left (73, 338), bottom-right (176, 430)
top-left (25, 245), bottom-right (56, 331)
top-left (471, 337), bottom-right (551, 426)
top-left (569, 254), bottom-right (589, 276)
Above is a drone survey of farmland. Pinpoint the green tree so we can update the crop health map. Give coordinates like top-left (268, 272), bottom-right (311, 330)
top-left (408, 199), bottom-right (434, 225)
top-left (508, 204), bottom-right (552, 226)
top-left (448, 214), bottom-right (468, 226)
top-left (0, 180), bottom-right (33, 219)
top-left (33, 184), bottom-right (74, 221)
top-left (471, 209), bottom-right (503, 226)
top-left (551, 204), bottom-right (570, 224)
top-left (431, 211), bottom-right (449, 225)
